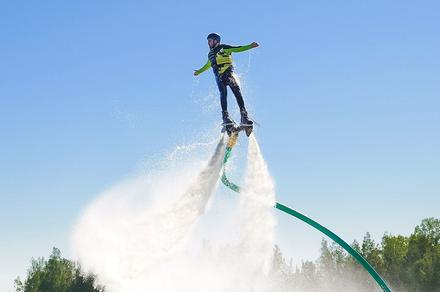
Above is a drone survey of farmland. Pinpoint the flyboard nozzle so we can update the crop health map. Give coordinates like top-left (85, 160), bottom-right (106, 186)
top-left (226, 132), bottom-right (239, 149)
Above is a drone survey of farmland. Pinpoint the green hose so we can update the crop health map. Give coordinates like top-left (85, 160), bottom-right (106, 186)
top-left (221, 138), bottom-right (391, 292)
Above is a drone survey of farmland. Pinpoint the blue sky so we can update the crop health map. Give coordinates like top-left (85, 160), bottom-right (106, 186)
top-left (1, 0), bottom-right (440, 289)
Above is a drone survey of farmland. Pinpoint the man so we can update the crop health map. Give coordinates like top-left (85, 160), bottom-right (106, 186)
top-left (194, 33), bottom-right (259, 134)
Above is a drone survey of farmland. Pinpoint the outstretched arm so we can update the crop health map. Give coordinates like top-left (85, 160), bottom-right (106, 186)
top-left (194, 59), bottom-right (211, 76)
top-left (223, 42), bottom-right (259, 54)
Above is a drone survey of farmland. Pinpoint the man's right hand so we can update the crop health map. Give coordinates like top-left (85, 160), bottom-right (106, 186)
top-left (193, 70), bottom-right (199, 76)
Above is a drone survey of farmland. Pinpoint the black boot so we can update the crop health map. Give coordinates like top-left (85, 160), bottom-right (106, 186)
top-left (222, 111), bottom-right (233, 125)
top-left (240, 109), bottom-right (253, 136)
top-left (222, 111), bottom-right (236, 135)
top-left (240, 109), bottom-right (253, 126)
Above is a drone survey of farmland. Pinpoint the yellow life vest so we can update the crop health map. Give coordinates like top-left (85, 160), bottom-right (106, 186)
top-left (215, 49), bottom-right (233, 75)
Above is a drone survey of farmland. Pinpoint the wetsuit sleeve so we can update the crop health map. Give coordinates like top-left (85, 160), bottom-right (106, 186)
top-left (195, 59), bottom-right (211, 75)
top-left (222, 44), bottom-right (254, 54)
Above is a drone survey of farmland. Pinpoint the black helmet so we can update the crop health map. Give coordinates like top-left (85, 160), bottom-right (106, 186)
top-left (207, 33), bottom-right (221, 42)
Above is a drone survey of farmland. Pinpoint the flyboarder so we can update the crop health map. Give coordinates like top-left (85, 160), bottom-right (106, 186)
top-left (194, 33), bottom-right (259, 136)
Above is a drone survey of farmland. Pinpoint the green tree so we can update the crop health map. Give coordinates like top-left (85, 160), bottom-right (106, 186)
top-left (414, 217), bottom-right (440, 245)
top-left (361, 232), bottom-right (384, 274)
top-left (15, 247), bottom-right (104, 292)
top-left (381, 234), bottom-right (408, 289)
top-left (405, 218), bottom-right (440, 291)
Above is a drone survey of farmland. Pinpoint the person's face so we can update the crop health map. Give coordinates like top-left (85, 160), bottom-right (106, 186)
top-left (208, 38), bottom-right (218, 49)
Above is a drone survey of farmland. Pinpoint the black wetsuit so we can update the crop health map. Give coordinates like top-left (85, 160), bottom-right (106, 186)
top-left (196, 43), bottom-right (255, 118)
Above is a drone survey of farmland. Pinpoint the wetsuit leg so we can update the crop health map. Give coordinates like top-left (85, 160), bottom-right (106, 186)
top-left (226, 73), bottom-right (246, 111)
top-left (216, 75), bottom-right (228, 112)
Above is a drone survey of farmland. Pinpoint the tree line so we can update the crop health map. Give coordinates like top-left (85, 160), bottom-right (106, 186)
top-left (270, 217), bottom-right (440, 291)
top-left (14, 217), bottom-right (440, 291)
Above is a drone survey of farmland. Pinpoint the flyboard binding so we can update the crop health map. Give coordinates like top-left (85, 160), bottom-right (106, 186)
top-left (221, 121), bottom-right (253, 137)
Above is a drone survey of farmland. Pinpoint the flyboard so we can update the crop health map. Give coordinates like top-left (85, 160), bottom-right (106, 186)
top-left (220, 130), bottom-right (392, 292)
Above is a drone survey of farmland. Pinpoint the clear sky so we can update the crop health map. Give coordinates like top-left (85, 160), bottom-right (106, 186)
top-left (1, 0), bottom-right (439, 290)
